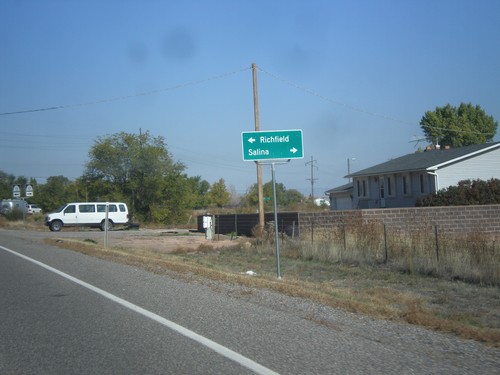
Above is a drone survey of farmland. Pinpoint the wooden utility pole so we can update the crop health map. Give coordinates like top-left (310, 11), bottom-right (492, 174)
top-left (252, 63), bottom-right (265, 232)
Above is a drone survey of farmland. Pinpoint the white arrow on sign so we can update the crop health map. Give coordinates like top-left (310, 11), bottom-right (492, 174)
top-left (248, 137), bottom-right (256, 144)
top-left (290, 147), bottom-right (298, 154)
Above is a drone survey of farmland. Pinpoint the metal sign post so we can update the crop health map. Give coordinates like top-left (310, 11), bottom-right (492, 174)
top-left (256, 159), bottom-right (291, 279)
top-left (271, 161), bottom-right (281, 279)
top-left (104, 203), bottom-right (109, 249)
top-left (242, 128), bottom-right (304, 279)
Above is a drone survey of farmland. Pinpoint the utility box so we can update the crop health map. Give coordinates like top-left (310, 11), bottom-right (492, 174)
top-left (203, 215), bottom-right (214, 240)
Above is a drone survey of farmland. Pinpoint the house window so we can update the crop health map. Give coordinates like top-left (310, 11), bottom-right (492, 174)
top-left (387, 175), bottom-right (395, 197)
top-left (356, 179), bottom-right (368, 197)
top-left (419, 174), bottom-right (427, 194)
top-left (402, 174), bottom-right (411, 196)
top-left (379, 177), bottom-right (385, 199)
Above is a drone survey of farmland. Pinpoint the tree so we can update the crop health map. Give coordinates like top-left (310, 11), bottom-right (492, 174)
top-left (242, 181), bottom-right (304, 208)
top-left (282, 188), bottom-right (305, 206)
top-left (36, 176), bottom-right (75, 211)
top-left (0, 171), bottom-right (16, 199)
top-left (83, 131), bottom-right (185, 221)
top-left (420, 103), bottom-right (497, 147)
top-left (186, 176), bottom-right (211, 208)
top-left (0, 174), bottom-right (30, 199)
top-left (150, 172), bottom-right (195, 224)
top-left (207, 178), bottom-right (231, 207)
top-left (1, 172), bottom-right (44, 208)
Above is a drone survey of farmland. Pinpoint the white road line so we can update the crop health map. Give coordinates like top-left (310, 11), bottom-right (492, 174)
top-left (0, 245), bottom-right (280, 375)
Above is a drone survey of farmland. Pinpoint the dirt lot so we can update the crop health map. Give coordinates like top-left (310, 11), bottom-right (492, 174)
top-left (103, 229), bottom-right (240, 252)
top-left (0, 218), bottom-right (238, 252)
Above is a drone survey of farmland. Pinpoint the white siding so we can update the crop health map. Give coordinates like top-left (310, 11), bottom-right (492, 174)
top-left (436, 148), bottom-right (500, 190)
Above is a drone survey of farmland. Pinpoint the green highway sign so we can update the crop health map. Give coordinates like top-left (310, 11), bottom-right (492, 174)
top-left (241, 129), bottom-right (304, 161)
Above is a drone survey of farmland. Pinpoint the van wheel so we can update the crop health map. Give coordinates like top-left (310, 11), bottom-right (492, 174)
top-left (100, 220), bottom-right (113, 231)
top-left (50, 220), bottom-right (63, 232)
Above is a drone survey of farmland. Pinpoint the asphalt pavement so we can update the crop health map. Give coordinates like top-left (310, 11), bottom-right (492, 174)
top-left (1, 228), bottom-right (499, 374)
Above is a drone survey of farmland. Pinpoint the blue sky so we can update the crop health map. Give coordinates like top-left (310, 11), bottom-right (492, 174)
top-left (1, 0), bottom-right (499, 197)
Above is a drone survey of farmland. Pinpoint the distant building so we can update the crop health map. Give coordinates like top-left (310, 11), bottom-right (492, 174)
top-left (326, 142), bottom-right (500, 210)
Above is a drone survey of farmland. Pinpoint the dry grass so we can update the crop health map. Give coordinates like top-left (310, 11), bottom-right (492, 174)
top-left (45, 235), bottom-right (500, 347)
top-left (302, 222), bottom-right (500, 285)
top-left (0, 215), bottom-right (46, 230)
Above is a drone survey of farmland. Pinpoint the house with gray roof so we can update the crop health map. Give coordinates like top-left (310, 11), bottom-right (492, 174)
top-left (326, 141), bottom-right (500, 210)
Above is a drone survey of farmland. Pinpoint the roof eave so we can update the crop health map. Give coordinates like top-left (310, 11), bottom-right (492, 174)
top-left (349, 168), bottom-right (425, 178)
top-left (428, 142), bottom-right (500, 170)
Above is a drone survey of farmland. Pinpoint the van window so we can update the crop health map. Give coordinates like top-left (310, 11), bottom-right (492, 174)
top-left (64, 205), bottom-right (76, 214)
top-left (79, 204), bottom-right (96, 213)
top-left (97, 204), bottom-right (118, 212)
top-left (119, 204), bottom-right (126, 212)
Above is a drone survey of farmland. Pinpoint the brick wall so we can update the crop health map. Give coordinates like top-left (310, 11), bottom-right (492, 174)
top-left (298, 204), bottom-right (500, 235)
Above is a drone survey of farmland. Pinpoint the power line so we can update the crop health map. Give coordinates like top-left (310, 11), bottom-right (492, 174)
top-left (2, 64), bottom-right (493, 140)
top-left (0, 130), bottom-right (94, 140)
top-left (257, 66), bottom-right (495, 137)
top-left (258, 66), bottom-right (415, 126)
top-left (0, 67), bottom-right (252, 116)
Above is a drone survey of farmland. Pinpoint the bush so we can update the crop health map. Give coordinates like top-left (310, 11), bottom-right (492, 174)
top-left (416, 178), bottom-right (500, 206)
top-left (4, 209), bottom-right (25, 221)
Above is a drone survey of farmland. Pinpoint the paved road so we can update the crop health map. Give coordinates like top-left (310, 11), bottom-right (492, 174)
top-left (1, 229), bottom-right (499, 374)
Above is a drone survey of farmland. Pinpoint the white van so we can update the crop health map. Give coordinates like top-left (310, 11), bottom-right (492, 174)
top-left (45, 202), bottom-right (129, 232)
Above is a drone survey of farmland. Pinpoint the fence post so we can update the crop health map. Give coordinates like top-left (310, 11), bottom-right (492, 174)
top-left (217, 215), bottom-right (220, 241)
top-left (384, 223), bottom-right (388, 264)
top-left (281, 218), bottom-right (284, 241)
top-left (280, 218), bottom-right (285, 256)
top-left (434, 225), bottom-right (439, 263)
top-left (311, 218), bottom-right (314, 245)
top-left (342, 223), bottom-right (346, 260)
